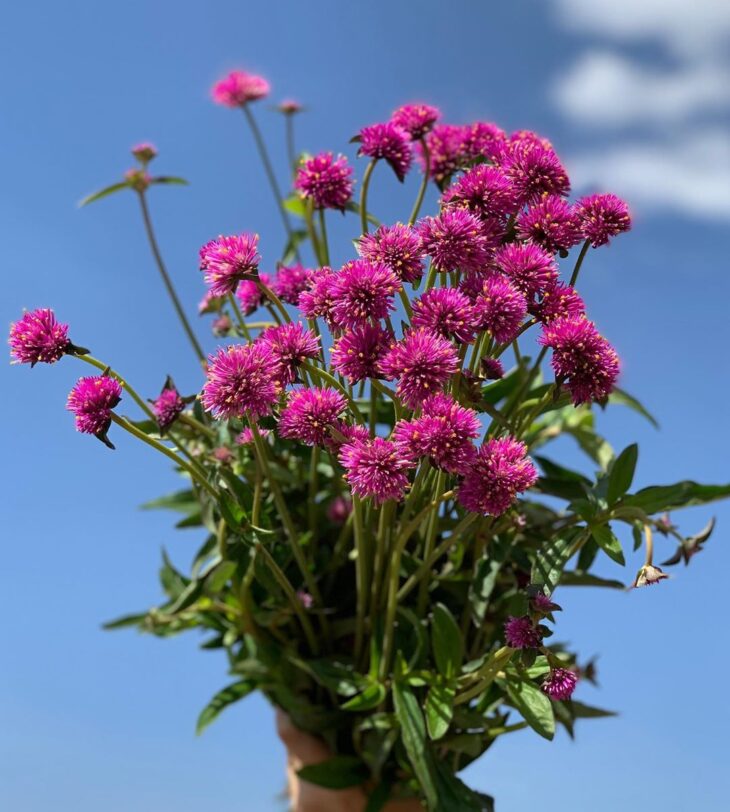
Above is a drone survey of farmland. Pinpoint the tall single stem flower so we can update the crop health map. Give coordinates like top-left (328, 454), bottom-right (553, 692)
top-left (295, 152), bottom-right (354, 211)
top-left (357, 122), bottom-right (413, 182)
top-left (418, 208), bottom-right (498, 274)
top-left (574, 193), bottom-right (632, 247)
top-left (202, 343), bottom-right (281, 419)
top-left (330, 323), bottom-right (392, 383)
top-left (9, 308), bottom-right (73, 366)
top-left (358, 223), bottom-right (425, 285)
top-left (339, 437), bottom-right (413, 504)
top-left (67, 376), bottom-right (123, 448)
top-left (391, 103), bottom-right (440, 140)
top-left (199, 233), bottom-right (261, 297)
top-left (211, 70), bottom-right (270, 107)
top-left (330, 260), bottom-right (400, 328)
top-left (278, 387), bottom-right (347, 446)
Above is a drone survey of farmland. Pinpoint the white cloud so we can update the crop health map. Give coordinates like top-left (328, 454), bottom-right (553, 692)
top-left (552, 51), bottom-right (730, 127)
top-left (567, 130), bottom-right (730, 220)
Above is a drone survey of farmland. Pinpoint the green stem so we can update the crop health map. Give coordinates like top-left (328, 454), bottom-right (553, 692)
top-left (77, 355), bottom-right (154, 420)
top-left (417, 471), bottom-right (446, 614)
top-left (256, 279), bottom-right (291, 324)
top-left (178, 412), bottom-right (216, 440)
top-left (308, 446), bottom-right (320, 535)
top-left (569, 239), bottom-right (591, 288)
top-left (398, 288), bottom-right (413, 321)
top-left (352, 495), bottom-right (368, 663)
top-left (318, 208), bottom-right (330, 266)
top-left (360, 159), bottom-right (377, 236)
top-left (408, 138), bottom-right (430, 225)
top-left (228, 294), bottom-right (252, 341)
top-left (137, 193), bottom-right (206, 365)
top-left (285, 113), bottom-right (297, 176)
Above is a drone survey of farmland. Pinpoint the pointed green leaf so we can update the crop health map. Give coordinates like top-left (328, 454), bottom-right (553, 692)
top-left (607, 444), bottom-right (638, 504)
top-left (506, 680), bottom-right (555, 740)
top-left (425, 683), bottom-right (455, 740)
top-left (431, 603), bottom-right (463, 678)
top-left (78, 181), bottom-right (130, 207)
top-left (531, 529), bottom-right (582, 595)
top-left (559, 571), bottom-right (625, 589)
top-left (591, 525), bottom-right (625, 565)
top-left (392, 682), bottom-right (437, 809)
top-left (622, 481), bottom-right (730, 514)
top-left (297, 755), bottom-right (368, 789)
top-left (151, 175), bottom-right (189, 185)
top-left (608, 388), bottom-right (659, 428)
top-left (196, 680), bottom-right (255, 734)
top-left (341, 682), bottom-right (387, 711)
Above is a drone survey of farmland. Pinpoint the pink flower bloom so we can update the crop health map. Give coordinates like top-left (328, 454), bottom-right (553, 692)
top-left (442, 164), bottom-right (517, 221)
top-left (501, 141), bottom-right (570, 206)
top-left (542, 667), bottom-right (577, 701)
top-left (9, 308), bottom-right (71, 366)
top-left (212, 446), bottom-right (234, 465)
top-left (472, 275), bottom-right (528, 344)
top-left (326, 495), bottom-right (352, 525)
top-left (202, 343), bottom-right (281, 420)
top-left (298, 266), bottom-right (338, 326)
top-left (272, 264), bottom-right (314, 305)
top-left (358, 122), bottom-right (413, 181)
top-left (358, 223), bottom-right (425, 284)
top-left (504, 616), bottom-right (542, 649)
top-left (539, 317), bottom-right (620, 405)
top-left (393, 393), bottom-right (481, 474)
top-left (339, 436), bottom-right (413, 504)
top-left (331, 323), bottom-right (393, 383)
top-left (211, 70), bottom-right (270, 107)
top-left (481, 357), bottom-right (504, 380)
top-left (212, 314), bottom-right (233, 337)
top-left (493, 243), bottom-right (558, 299)
top-left (235, 272), bottom-right (271, 315)
top-left (152, 382), bottom-right (184, 433)
top-left (517, 195), bottom-right (581, 254)
top-left (574, 193), bottom-right (632, 247)
top-left (66, 375), bottom-right (122, 446)
top-left (295, 152), bottom-right (354, 211)
top-left (325, 420), bottom-right (371, 454)
top-left (418, 208), bottom-right (497, 273)
top-left (296, 589), bottom-right (314, 609)
top-left (411, 288), bottom-right (477, 343)
top-left (531, 282), bottom-right (586, 324)
top-left (278, 387), bottom-right (347, 446)
top-left (458, 437), bottom-right (537, 515)
top-left (379, 328), bottom-right (459, 409)
top-left (199, 234), bottom-right (260, 297)
top-left (417, 124), bottom-right (467, 185)
top-left (509, 130), bottom-right (553, 151)
top-left (131, 142), bottom-right (157, 164)
top-left (258, 322), bottom-right (320, 385)
top-left (235, 426), bottom-right (270, 446)
top-left (331, 260), bottom-right (400, 328)
top-left (391, 103), bottom-right (441, 140)
top-left (459, 121), bottom-right (508, 163)
top-left (532, 592), bottom-right (562, 614)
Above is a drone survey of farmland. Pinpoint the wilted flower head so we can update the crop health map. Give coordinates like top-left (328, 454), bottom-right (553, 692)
top-left (442, 164), bottom-right (517, 221)
top-left (517, 195), bottom-right (580, 254)
top-left (131, 142), bottom-right (157, 164)
top-left (472, 275), bottom-right (528, 344)
top-left (358, 122), bottom-right (413, 181)
top-left (391, 103), bottom-right (440, 140)
top-left (493, 243), bottom-right (558, 299)
top-left (532, 282), bottom-right (586, 324)
top-left (542, 667), bottom-right (577, 701)
top-left (339, 436), bottom-right (413, 504)
top-left (66, 375), bottom-right (122, 447)
top-left (331, 260), bottom-right (400, 328)
top-left (278, 387), bottom-right (347, 446)
top-left (298, 266), bottom-right (338, 326)
top-left (152, 381), bottom-right (184, 433)
top-left (200, 233), bottom-right (260, 297)
top-left (417, 124), bottom-right (466, 185)
top-left (272, 264), bottom-right (313, 305)
top-left (198, 289), bottom-right (224, 315)
top-left (358, 223), bottom-right (425, 284)
top-left (9, 308), bottom-right (71, 366)
top-left (504, 616), bottom-right (542, 649)
top-left (211, 70), bottom-right (270, 107)
top-left (258, 322), bottom-right (320, 385)
top-left (418, 208), bottom-right (497, 273)
top-left (331, 323), bottom-right (392, 383)
top-left (236, 272), bottom-right (271, 315)
top-left (574, 193), bottom-right (632, 248)
top-left (411, 287), bottom-right (477, 343)
top-left (295, 152), bottom-right (354, 211)
top-left (633, 564), bottom-right (669, 588)
top-left (540, 317), bottom-right (620, 405)
top-left (202, 342), bottom-right (281, 419)
top-left (501, 141), bottom-right (570, 205)
top-left (379, 328), bottom-right (459, 409)
top-left (458, 436), bottom-right (537, 515)
top-left (326, 495), bottom-right (352, 525)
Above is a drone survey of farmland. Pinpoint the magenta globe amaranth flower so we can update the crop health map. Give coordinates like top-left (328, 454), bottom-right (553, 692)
top-left (152, 382), bottom-right (185, 433)
top-left (358, 223), bottom-right (425, 284)
top-left (442, 164), bottom-right (517, 221)
top-left (574, 193), bottom-right (632, 247)
top-left (459, 121), bottom-right (508, 163)
top-left (326, 495), bottom-right (352, 525)
top-left (358, 122), bottom-right (413, 182)
top-left (295, 152), bottom-right (354, 211)
top-left (391, 103), bottom-right (440, 140)
top-left (458, 436), bottom-right (537, 515)
top-left (411, 287), bottom-right (477, 343)
top-left (532, 282), bottom-right (585, 324)
top-left (278, 387), bottom-right (347, 446)
top-left (542, 667), bottom-right (578, 701)
top-left (481, 357), bottom-right (504, 380)
top-left (202, 342), bottom-right (281, 420)
top-left (199, 233), bottom-right (260, 297)
top-left (504, 616), bottom-right (542, 649)
top-left (539, 317), bottom-right (620, 405)
top-left (271, 264), bottom-right (313, 305)
top-left (236, 272), bottom-right (271, 315)
top-left (235, 426), bottom-right (271, 446)
top-left (472, 275), bottom-right (528, 344)
top-left (501, 141), bottom-right (571, 205)
top-left (517, 195), bottom-right (580, 254)
top-left (331, 323), bottom-right (392, 383)
top-left (418, 124), bottom-right (467, 185)
top-left (493, 243), bottom-right (558, 299)
top-left (298, 266), bottom-right (338, 326)
top-left (258, 322), bottom-right (320, 385)
top-left (211, 70), bottom-right (270, 107)
top-left (418, 208), bottom-right (497, 274)
top-left (331, 260), bottom-right (400, 328)
top-left (339, 436), bottom-right (413, 505)
top-left (66, 375), bottom-right (123, 448)
top-left (9, 308), bottom-right (72, 366)
top-left (379, 328), bottom-right (459, 409)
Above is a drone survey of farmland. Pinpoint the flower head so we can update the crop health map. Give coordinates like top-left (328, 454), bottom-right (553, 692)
top-left (417, 124), bottom-right (467, 185)
top-left (633, 564), bottom-right (669, 588)
top-left (272, 264), bottom-right (313, 305)
top-left (236, 272), bottom-right (271, 315)
top-left (66, 376), bottom-right (122, 447)
top-left (358, 223), bottom-right (425, 284)
top-left (202, 343), bottom-right (281, 419)
top-left (277, 99), bottom-right (303, 114)
top-left (458, 437), bottom-right (537, 515)
top-left (574, 193), bottom-right (632, 248)
top-left (532, 592), bottom-right (562, 615)
top-left (212, 314), bottom-right (233, 337)
top-left (211, 70), bottom-right (270, 107)
top-left (459, 121), bottom-right (508, 162)
top-left (493, 243), bottom-right (558, 299)
top-left (9, 308), bottom-right (71, 366)
top-left (502, 141), bottom-right (571, 205)
top-left (442, 164), bottom-right (517, 221)
top-left (339, 436), bottom-right (413, 504)
top-left (278, 387), bottom-right (347, 446)
top-left (298, 266), bottom-right (338, 326)
top-left (152, 381), bottom-right (184, 433)
top-left (200, 234), bottom-right (260, 297)
top-left (125, 168), bottom-right (151, 192)
top-left (327, 495), bottom-right (352, 525)
top-left (481, 357), bottom-right (504, 380)
top-left (504, 616), bottom-right (542, 649)
top-left (391, 103), bottom-right (440, 140)
top-left (540, 317), bottom-right (620, 405)
top-left (542, 667), bottom-right (577, 701)
top-left (331, 260), bottom-right (400, 328)
top-left (295, 152), bottom-right (354, 211)
top-left (358, 122), bottom-right (413, 181)
top-left (531, 282), bottom-right (585, 324)
top-left (199, 289), bottom-right (225, 315)
top-left (411, 288), bottom-right (477, 343)
top-left (331, 323), bottom-right (393, 383)
top-left (472, 275), bottom-right (528, 344)
top-left (131, 142), bottom-right (157, 164)
top-left (418, 208), bottom-right (497, 273)
top-left (258, 322), bottom-right (320, 385)
top-left (379, 328), bottom-right (459, 409)
top-left (517, 195), bottom-right (580, 254)
top-left (325, 420), bottom-right (370, 454)
top-left (235, 426), bottom-right (270, 446)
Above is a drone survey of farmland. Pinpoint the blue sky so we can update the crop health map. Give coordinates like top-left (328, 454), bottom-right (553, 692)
top-left (1, 1), bottom-right (729, 810)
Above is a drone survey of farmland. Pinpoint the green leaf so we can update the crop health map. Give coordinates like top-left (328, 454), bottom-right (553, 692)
top-left (282, 228), bottom-right (308, 264)
top-left (506, 680), bottom-right (555, 740)
top-left (151, 175), bottom-right (189, 185)
top-left (432, 759), bottom-right (495, 811)
top-left (431, 603), bottom-right (463, 678)
top-left (531, 529), bottom-right (581, 595)
top-left (559, 571), bottom-right (625, 589)
top-left (341, 682), bottom-right (387, 711)
top-left (425, 683), bottom-right (455, 740)
top-left (141, 489), bottom-right (197, 514)
top-left (196, 680), bottom-right (255, 734)
top-left (78, 181), bottom-right (130, 207)
top-left (392, 682), bottom-right (437, 809)
top-left (591, 525), bottom-right (625, 565)
top-left (297, 756), bottom-right (368, 790)
top-left (608, 388), bottom-right (659, 429)
top-left (102, 612), bottom-right (147, 630)
top-left (283, 194), bottom-right (307, 217)
top-left (364, 782), bottom-right (392, 812)
top-left (469, 552), bottom-right (504, 624)
top-left (570, 700), bottom-right (617, 719)
top-left (622, 481), bottom-right (730, 514)
top-left (607, 444), bottom-right (638, 505)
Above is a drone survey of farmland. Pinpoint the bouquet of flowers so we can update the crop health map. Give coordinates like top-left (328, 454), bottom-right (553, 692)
top-left (10, 69), bottom-right (729, 811)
